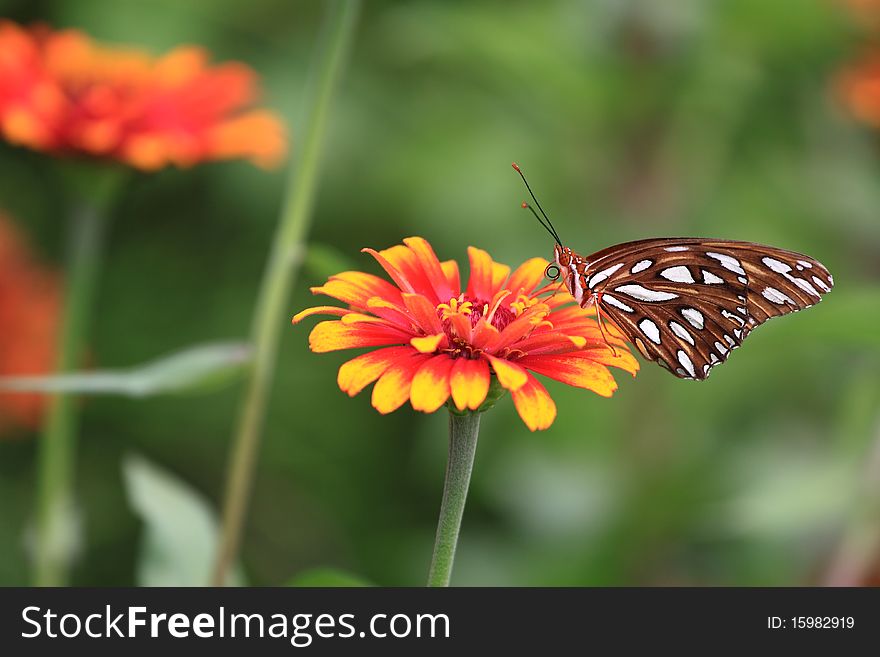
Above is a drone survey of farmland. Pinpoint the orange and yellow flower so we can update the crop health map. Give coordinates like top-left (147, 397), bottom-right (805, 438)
top-left (293, 238), bottom-right (638, 431)
top-left (836, 48), bottom-right (880, 127)
top-left (0, 21), bottom-right (285, 170)
top-left (0, 212), bottom-right (60, 435)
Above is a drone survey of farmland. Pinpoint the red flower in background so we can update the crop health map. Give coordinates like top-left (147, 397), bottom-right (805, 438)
top-left (294, 238), bottom-right (638, 431)
top-left (0, 20), bottom-right (286, 170)
top-left (0, 212), bottom-right (60, 435)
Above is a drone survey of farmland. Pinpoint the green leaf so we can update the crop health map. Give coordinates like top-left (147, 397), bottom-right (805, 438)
top-left (286, 567), bottom-right (372, 587)
top-left (122, 454), bottom-right (244, 586)
top-left (0, 342), bottom-right (252, 397)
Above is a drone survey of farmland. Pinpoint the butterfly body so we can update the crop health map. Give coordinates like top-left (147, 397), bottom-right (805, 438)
top-left (550, 238), bottom-right (834, 380)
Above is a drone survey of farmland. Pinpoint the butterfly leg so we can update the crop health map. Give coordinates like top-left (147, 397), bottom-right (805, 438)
top-left (593, 293), bottom-right (618, 357)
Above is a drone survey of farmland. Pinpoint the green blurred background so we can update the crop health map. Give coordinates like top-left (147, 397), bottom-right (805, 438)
top-left (1, 0), bottom-right (879, 586)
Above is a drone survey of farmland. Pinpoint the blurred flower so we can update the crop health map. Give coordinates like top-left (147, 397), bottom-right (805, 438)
top-left (293, 238), bottom-right (638, 431)
top-left (0, 20), bottom-right (286, 170)
top-left (839, 0), bottom-right (880, 28)
top-left (835, 48), bottom-right (880, 127)
top-left (0, 212), bottom-right (60, 435)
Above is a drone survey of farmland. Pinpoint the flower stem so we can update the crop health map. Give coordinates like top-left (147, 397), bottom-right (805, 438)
top-left (210, 0), bottom-right (361, 586)
top-left (33, 177), bottom-right (117, 586)
top-left (427, 412), bottom-right (481, 587)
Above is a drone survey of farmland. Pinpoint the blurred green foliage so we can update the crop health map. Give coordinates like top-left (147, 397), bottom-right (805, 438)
top-left (1, 0), bottom-right (878, 586)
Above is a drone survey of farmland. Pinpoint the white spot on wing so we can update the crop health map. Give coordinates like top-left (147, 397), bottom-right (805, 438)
top-left (793, 277), bottom-right (820, 297)
top-left (714, 341), bottom-right (728, 355)
top-left (762, 287), bottom-right (794, 305)
top-left (588, 263), bottom-right (624, 289)
top-left (797, 260), bottom-right (813, 269)
top-left (677, 350), bottom-right (696, 377)
top-left (721, 309), bottom-right (745, 326)
top-left (660, 266), bottom-right (695, 283)
top-left (615, 284), bottom-right (679, 302)
top-left (737, 276), bottom-right (748, 284)
top-left (638, 318), bottom-right (661, 344)
top-left (762, 257), bottom-right (791, 274)
top-left (706, 252), bottom-right (746, 275)
top-left (602, 294), bottom-right (634, 313)
top-left (812, 276), bottom-right (830, 293)
top-left (724, 334), bottom-right (736, 346)
top-left (669, 321), bottom-right (695, 345)
top-left (631, 259), bottom-right (652, 274)
top-left (701, 270), bottom-right (724, 285)
top-left (710, 353), bottom-right (720, 364)
top-left (681, 307), bottom-right (704, 329)
top-left (665, 246), bottom-right (689, 252)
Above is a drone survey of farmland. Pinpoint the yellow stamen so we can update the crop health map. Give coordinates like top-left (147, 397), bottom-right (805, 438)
top-left (510, 293), bottom-right (539, 316)
top-left (437, 296), bottom-right (473, 321)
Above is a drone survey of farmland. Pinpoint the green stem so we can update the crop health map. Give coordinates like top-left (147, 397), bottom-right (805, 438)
top-left (210, 0), bottom-right (361, 586)
top-left (33, 193), bottom-right (111, 586)
top-left (427, 412), bottom-right (481, 587)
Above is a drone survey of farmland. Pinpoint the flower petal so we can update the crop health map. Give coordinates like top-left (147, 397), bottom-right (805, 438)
top-left (371, 352), bottom-right (432, 414)
top-left (506, 257), bottom-right (550, 295)
top-left (440, 259), bottom-right (460, 294)
top-left (484, 353), bottom-right (528, 391)
top-left (410, 354), bottom-right (455, 413)
top-left (411, 333), bottom-right (445, 353)
top-left (403, 237), bottom-right (456, 302)
top-left (311, 271), bottom-right (402, 308)
top-left (465, 246), bottom-right (495, 300)
top-left (402, 293), bottom-right (444, 334)
top-left (511, 373), bottom-right (557, 431)
top-left (450, 358), bottom-right (490, 411)
top-left (569, 347), bottom-right (640, 377)
top-left (337, 346), bottom-right (412, 396)
top-left (362, 246), bottom-right (418, 294)
top-left (308, 320), bottom-right (407, 353)
top-left (517, 352), bottom-right (619, 397)
top-left (292, 305), bottom-right (349, 323)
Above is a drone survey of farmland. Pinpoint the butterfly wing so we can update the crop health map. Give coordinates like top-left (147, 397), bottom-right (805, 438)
top-left (581, 239), bottom-right (834, 380)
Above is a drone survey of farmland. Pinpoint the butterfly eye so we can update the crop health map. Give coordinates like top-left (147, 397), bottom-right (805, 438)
top-left (544, 263), bottom-right (561, 280)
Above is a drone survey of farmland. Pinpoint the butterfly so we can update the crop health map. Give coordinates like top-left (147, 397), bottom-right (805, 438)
top-left (512, 163), bottom-right (834, 380)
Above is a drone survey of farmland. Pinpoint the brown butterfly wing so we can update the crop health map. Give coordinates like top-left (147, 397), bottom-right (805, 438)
top-left (579, 239), bottom-right (833, 380)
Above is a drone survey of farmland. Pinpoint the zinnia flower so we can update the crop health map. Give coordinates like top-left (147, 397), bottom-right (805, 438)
top-left (293, 238), bottom-right (638, 431)
top-left (836, 48), bottom-right (880, 128)
top-left (0, 20), bottom-right (285, 170)
top-left (0, 212), bottom-right (60, 435)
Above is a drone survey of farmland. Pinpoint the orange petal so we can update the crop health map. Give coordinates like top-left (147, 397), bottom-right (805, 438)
top-left (410, 354), bottom-right (455, 413)
top-left (506, 257), bottom-right (550, 295)
top-left (362, 247), bottom-right (417, 294)
top-left (308, 320), bottom-right (407, 353)
top-left (372, 353), bottom-right (432, 414)
top-left (402, 293), bottom-right (444, 334)
top-left (440, 259), bottom-right (460, 294)
top-left (411, 333), bottom-right (445, 353)
top-left (513, 331), bottom-right (588, 354)
top-left (511, 373), bottom-right (557, 431)
top-left (337, 346), bottom-right (413, 396)
top-left (403, 237), bottom-right (456, 302)
top-left (292, 305), bottom-right (349, 323)
top-left (517, 353), bottom-right (619, 397)
top-left (465, 246), bottom-right (494, 300)
top-left (312, 271), bottom-right (402, 308)
top-left (450, 358), bottom-right (491, 411)
top-left (566, 347), bottom-right (640, 377)
top-left (490, 261), bottom-right (511, 293)
top-left (470, 318), bottom-right (500, 350)
top-left (484, 354), bottom-right (528, 391)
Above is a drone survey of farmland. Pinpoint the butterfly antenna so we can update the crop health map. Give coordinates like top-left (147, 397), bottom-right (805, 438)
top-left (512, 163), bottom-right (562, 246)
